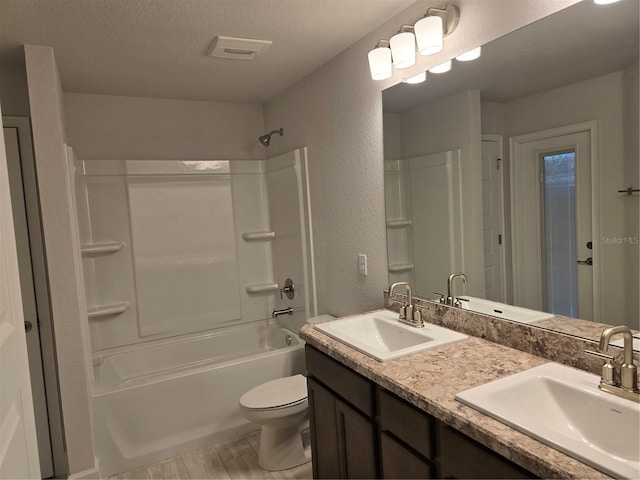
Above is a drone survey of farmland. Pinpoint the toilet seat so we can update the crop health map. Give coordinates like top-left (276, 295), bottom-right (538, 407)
top-left (240, 374), bottom-right (307, 411)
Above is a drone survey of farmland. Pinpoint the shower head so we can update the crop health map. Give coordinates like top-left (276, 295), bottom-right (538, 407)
top-left (258, 128), bottom-right (283, 147)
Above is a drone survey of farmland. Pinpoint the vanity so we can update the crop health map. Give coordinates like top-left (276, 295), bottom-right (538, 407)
top-left (304, 342), bottom-right (536, 479)
top-left (300, 304), bottom-right (639, 479)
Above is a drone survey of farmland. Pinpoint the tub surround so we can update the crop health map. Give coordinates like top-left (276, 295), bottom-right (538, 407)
top-left (300, 308), bottom-right (629, 478)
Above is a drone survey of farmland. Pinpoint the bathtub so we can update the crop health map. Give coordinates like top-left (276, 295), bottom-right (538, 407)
top-left (91, 322), bottom-right (306, 477)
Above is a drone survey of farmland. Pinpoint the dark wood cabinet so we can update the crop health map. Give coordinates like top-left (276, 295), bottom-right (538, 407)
top-left (377, 388), bottom-right (436, 479)
top-left (438, 423), bottom-right (535, 479)
top-left (305, 345), bottom-right (537, 480)
top-left (305, 346), bottom-right (377, 479)
top-left (380, 432), bottom-right (434, 479)
top-left (335, 398), bottom-right (378, 478)
top-left (307, 377), bottom-right (341, 479)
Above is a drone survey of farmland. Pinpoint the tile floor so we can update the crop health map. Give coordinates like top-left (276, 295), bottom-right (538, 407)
top-left (107, 432), bottom-right (313, 479)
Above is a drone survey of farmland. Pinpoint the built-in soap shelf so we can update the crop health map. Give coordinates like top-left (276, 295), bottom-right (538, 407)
top-left (245, 283), bottom-right (279, 294)
top-left (88, 302), bottom-right (130, 319)
top-left (81, 242), bottom-right (125, 257)
top-left (386, 219), bottom-right (412, 229)
top-left (388, 263), bottom-right (415, 273)
top-left (241, 231), bottom-right (275, 242)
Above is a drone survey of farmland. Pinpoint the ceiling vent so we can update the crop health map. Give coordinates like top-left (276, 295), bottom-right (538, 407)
top-left (207, 36), bottom-right (272, 61)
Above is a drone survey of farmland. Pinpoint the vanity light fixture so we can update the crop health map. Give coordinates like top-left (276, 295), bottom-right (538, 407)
top-left (456, 46), bottom-right (481, 61)
top-left (594, 0), bottom-right (622, 4)
top-left (390, 27), bottom-right (416, 69)
top-left (402, 71), bottom-right (427, 84)
top-left (367, 40), bottom-right (392, 80)
top-left (367, 4), bottom-right (460, 81)
top-left (429, 60), bottom-right (452, 74)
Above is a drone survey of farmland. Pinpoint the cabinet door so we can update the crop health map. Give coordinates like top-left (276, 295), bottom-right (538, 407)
top-left (307, 378), bottom-right (340, 479)
top-left (335, 398), bottom-right (378, 479)
top-left (380, 432), bottom-right (434, 479)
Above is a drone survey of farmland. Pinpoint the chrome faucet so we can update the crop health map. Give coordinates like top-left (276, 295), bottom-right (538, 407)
top-left (446, 273), bottom-right (468, 307)
top-left (586, 325), bottom-right (639, 403)
top-left (272, 307), bottom-right (293, 318)
top-left (389, 282), bottom-right (423, 328)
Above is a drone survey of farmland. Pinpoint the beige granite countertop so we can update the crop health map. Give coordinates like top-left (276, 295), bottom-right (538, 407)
top-left (300, 310), bottom-right (612, 480)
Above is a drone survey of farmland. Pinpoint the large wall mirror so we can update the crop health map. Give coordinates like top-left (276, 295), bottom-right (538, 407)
top-left (382, 0), bottom-right (639, 335)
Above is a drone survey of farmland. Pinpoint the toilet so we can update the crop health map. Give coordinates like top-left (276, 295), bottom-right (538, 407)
top-left (239, 314), bottom-right (335, 471)
top-left (239, 374), bottom-right (310, 471)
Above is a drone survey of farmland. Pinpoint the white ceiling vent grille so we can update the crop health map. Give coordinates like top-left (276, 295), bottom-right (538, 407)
top-left (207, 36), bottom-right (272, 61)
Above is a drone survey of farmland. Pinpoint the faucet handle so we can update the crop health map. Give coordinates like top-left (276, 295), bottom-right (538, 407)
top-left (585, 350), bottom-right (616, 386)
top-left (432, 292), bottom-right (446, 304)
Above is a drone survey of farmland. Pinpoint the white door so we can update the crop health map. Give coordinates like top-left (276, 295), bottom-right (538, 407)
top-left (0, 114), bottom-right (41, 478)
top-left (511, 126), bottom-right (594, 319)
top-left (481, 136), bottom-right (506, 302)
top-left (4, 125), bottom-right (53, 477)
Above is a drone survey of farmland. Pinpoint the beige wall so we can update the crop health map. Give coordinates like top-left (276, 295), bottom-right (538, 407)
top-left (64, 93), bottom-right (265, 160)
top-left (263, 0), bottom-right (579, 317)
top-left (0, 62), bottom-right (30, 117)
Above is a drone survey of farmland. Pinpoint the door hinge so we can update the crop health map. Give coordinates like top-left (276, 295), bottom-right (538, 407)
top-left (498, 234), bottom-right (502, 245)
top-left (496, 158), bottom-right (502, 170)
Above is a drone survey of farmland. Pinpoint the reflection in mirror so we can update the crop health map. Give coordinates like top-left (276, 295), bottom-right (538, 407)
top-left (382, 0), bottom-right (639, 335)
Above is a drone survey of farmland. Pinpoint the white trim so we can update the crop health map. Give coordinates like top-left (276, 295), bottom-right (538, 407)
top-left (509, 121), bottom-right (600, 321)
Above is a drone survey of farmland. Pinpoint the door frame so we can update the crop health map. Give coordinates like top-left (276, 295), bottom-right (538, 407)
top-left (3, 116), bottom-right (68, 477)
top-left (509, 121), bottom-right (600, 322)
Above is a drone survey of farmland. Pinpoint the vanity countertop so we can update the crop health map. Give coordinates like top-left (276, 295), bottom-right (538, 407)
top-left (300, 310), bottom-right (610, 479)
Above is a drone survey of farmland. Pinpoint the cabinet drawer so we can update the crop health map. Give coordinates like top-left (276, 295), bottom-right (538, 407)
top-left (380, 432), bottom-right (434, 479)
top-left (378, 389), bottom-right (434, 460)
top-left (305, 346), bottom-right (375, 417)
top-left (439, 424), bottom-right (536, 479)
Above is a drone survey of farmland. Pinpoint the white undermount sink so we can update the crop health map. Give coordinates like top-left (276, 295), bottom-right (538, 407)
top-left (455, 362), bottom-right (640, 479)
top-left (314, 310), bottom-right (467, 362)
top-left (457, 296), bottom-right (555, 323)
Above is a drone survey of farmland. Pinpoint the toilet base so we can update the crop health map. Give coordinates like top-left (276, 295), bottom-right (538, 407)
top-left (257, 419), bottom-right (311, 471)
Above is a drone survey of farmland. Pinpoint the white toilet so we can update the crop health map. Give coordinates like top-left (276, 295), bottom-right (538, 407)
top-left (239, 315), bottom-right (335, 470)
top-left (239, 374), bottom-right (310, 471)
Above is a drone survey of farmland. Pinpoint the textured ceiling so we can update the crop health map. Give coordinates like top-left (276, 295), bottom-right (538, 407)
top-left (0, 0), bottom-right (415, 104)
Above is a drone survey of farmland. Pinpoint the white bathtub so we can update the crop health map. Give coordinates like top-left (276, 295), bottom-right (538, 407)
top-left (91, 322), bottom-right (306, 477)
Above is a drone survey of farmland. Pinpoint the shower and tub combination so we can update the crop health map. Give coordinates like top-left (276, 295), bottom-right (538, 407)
top-left (69, 141), bottom-right (317, 476)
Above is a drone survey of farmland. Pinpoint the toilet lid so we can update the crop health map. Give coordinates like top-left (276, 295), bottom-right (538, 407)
top-left (240, 374), bottom-right (307, 410)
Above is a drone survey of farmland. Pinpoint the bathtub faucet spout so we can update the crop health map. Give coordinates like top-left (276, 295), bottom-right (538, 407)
top-left (272, 307), bottom-right (293, 318)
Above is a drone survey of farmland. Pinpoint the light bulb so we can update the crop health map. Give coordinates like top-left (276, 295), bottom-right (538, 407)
top-left (390, 31), bottom-right (416, 69)
top-left (414, 16), bottom-right (443, 56)
top-left (403, 72), bottom-right (427, 84)
top-left (367, 47), bottom-right (392, 80)
top-left (456, 47), bottom-right (481, 62)
top-left (429, 60), bottom-right (452, 74)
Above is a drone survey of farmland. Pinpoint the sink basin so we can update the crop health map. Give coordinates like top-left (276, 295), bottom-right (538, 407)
top-left (314, 310), bottom-right (467, 362)
top-left (455, 363), bottom-right (640, 478)
top-left (457, 296), bottom-right (555, 323)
